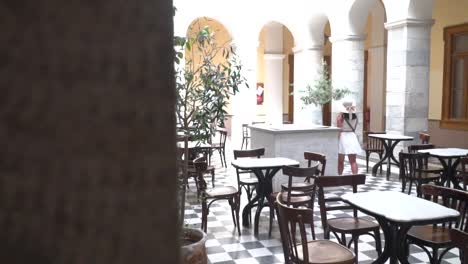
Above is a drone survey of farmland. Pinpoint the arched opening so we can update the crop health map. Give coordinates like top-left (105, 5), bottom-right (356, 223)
top-left (184, 17), bottom-right (235, 134)
top-left (256, 22), bottom-right (295, 125)
top-left (363, 0), bottom-right (387, 132)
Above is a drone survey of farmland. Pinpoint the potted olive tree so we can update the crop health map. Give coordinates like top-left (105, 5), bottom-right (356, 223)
top-left (175, 20), bottom-right (248, 264)
top-left (300, 60), bottom-right (351, 125)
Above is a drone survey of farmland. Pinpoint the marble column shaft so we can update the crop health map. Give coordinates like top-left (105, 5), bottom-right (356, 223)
top-left (331, 36), bottom-right (365, 143)
top-left (293, 46), bottom-right (324, 125)
top-left (264, 53), bottom-right (286, 126)
top-left (385, 19), bottom-right (433, 142)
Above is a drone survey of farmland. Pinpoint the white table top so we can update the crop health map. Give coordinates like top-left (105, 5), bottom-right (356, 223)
top-left (418, 148), bottom-right (468, 158)
top-left (231, 157), bottom-right (299, 170)
top-left (342, 191), bottom-right (460, 223)
top-left (368, 133), bottom-right (414, 141)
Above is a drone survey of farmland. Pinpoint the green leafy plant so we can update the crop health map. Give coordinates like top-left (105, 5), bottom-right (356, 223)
top-left (175, 22), bottom-right (248, 143)
top-left (175, 19), bottom-right (248, 228)
top-left (300, 60), bottom-right (351, 108)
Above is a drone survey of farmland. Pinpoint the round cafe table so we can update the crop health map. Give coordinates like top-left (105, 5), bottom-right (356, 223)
top-left (231, 157), bottom-right (299, 235)
top-left (369, 133), bottom-right (414, 180)
top-left (418, 148), bottom-right (468, 189)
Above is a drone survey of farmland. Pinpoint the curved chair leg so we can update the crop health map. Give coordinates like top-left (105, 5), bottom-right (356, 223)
top-left (222, 148), bottom-right (227, 168)
top-left (268, 203), bottom-right (275, 236)
top-left (379, 153), bottom-right (383, 174)
top-left (352, 234), bottom-right (359, 264)
top-left (211, 170), bottom-right (215, 188)
top-left (201, 201), bottom-right (209, 232)
top-left (366, 152), bottom-right (370, 172)
top-left (374, 229), bottom-right (382, 255)
top-left (235, 194), bottom-right (241, 236)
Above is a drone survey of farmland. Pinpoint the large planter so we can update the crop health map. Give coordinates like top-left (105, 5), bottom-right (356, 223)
top-left (180, 228), bottom-right (208, 264)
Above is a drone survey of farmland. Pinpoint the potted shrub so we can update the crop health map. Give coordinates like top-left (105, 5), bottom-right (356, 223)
top-left (300, 60), bottom-right (351, 125)
top-left (175, 19), bottom-right (248, 264)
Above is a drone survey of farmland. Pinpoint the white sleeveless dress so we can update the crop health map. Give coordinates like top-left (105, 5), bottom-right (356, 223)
top-left (339, 117), bottom-right (362, 155)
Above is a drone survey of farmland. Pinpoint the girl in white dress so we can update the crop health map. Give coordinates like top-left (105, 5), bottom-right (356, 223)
top-left (336, 99), bottom-right (362, 175)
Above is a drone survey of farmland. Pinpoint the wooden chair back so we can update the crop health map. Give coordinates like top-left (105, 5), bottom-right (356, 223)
top-left (407, 144), bottom-right (436, 153)
top-left (399, 152), bottom-right (430, 179)
top-left (304, 152), bottom-right (327, 176)
top-left (282, 165), bottom-right (318, 206)
top-left (216, 128), bottom-right (227, 147)
top-left (276, 194), bottom-right (316, 263)
top-left (450, 228), bottom-right (468, 263)
top-left (419, 132), bottom-right (431, 144)
top-left (233, 148), bottom-right (265, 189)
top-left (364, 131), bottom-right (385, 151)
top-left (233, 148), bottom-right (265, 159)
top-left (407, 144), bottom-right (436, 167)
top-left (315, 174), bottom-right (366, 232)
top-left (420, 184), bottom-right (468, 232)
top-left (193, 156), bottom-right (209, 191)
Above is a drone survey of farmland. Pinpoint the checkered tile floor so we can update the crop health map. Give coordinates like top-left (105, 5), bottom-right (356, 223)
top-left (184, 140), bottom-right (461, 264)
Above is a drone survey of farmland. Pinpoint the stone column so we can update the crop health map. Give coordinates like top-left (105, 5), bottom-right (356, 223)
top-left (385, 19), bottom-right (433, 143)
top-left (331, 35), bottom-right (366, 143)
top-left (293, 45), bottom-right (324, 125)
top-left (264, 53), bottom-right (286, 126)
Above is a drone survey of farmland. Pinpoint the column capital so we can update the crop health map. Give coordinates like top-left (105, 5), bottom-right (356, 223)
top-left (385, 19), bottom-right (434, 30)
top-left (263, 53), bottom-right (286, 60)
top-left (329, 34), bottom-right (366, 43)
top-left (292, 45), bottom-right (324, 54)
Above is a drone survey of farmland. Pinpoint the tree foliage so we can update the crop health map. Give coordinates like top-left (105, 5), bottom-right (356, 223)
top-left (175, 22), bottom-right (248, 143)
top-left (300, 60), bottom-right (350, 107)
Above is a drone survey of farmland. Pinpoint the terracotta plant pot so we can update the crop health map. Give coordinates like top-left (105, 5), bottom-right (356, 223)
top-left (180, 228), bottom-right (208, 264)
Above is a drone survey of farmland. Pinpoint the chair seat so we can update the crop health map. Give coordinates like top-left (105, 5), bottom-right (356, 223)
top-left (281, 182), bottom-right (314, 191)
top-left (281, 191), bottom-right (312, 204)
top-left (269, 191), bottom-right (312, 206)
top-left (206, 186), bottom-right (238, 197)
top-left (417, 165), bottom-right (443, 174)
top-left (328, 217), bottom-right (379, 232)
top-left (240, 177), bottom-right (258, 185)
top-left (407, 225), bottom-right (452, 246)
top-left (407, 171), bottom-right (441, 180)
top-left (297, 240), bottom-right (356, 264)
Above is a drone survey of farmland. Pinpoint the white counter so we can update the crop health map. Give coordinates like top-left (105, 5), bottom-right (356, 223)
top-left (249, 124), bottom-right (340, 191)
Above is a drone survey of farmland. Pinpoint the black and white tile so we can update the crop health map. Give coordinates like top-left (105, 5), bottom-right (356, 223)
top-left (184, 142), bottom-right (461, 264)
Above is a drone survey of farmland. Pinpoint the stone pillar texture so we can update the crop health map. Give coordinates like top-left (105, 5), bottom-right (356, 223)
top-left (293, 46), bottom-right (324, 125)
top-left (264, 54), bottom-right (286, 126)
top-left (331, 37), bottom-right (365, 143)
top-left (0, 0), bottom-right (177, 263)
top-left (385, 20), bottom-right (433, 143)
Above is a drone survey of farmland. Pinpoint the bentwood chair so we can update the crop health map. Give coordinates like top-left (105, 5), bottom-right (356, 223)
top-left (407, 144), bottom-right (444, 175)
top-left (419, 132), bottom-right (431, 144)
top-left (316, 174), bottom-right (382, 263)
top-left (362, 131), bottom-right (385, 173)
top-left (194, 156), bottom-right (241, 235)
top-left (276, 194), bottom-right (356, 264)
top-left (268, 152), bottom-right (326, 236)
top-left (210, 128), bottom-right (228, 168)
top-left (241, 124), bottom-right (251, 150)
top-left (280, 152), bottom-right (326, 192)
top-left (269, 165), bottom-right (318, 236)
top-left (399, 152), bottom-right (441, 197)
top-left (450, 228), bottom-right (468, 264)
top-left (406, 184), bottom-right (468, 264)
top-left (233, 148), bottom-right (265, 222)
